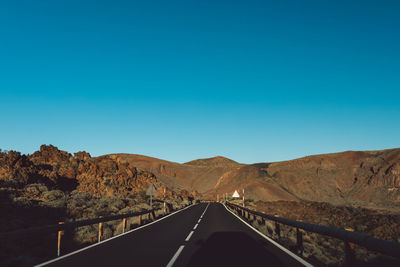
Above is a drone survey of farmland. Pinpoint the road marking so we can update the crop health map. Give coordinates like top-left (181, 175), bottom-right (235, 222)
top-left (35, 203), bottom-right (198, 267)
top-left (185, 231), bottom-right (194, 241)
top-left (166, 245), bottom-right (185, 267)
top-left (199, 203), bottom-right (209, 218)
top-left (196, 203), bottom-right (209, 224)
top-left (223, 204), bottom-right (313, 267)
top-left (165, 203), bottom-right (209, 267)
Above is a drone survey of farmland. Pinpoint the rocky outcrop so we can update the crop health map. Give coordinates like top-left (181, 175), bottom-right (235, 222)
top-left (0, 146), bottom-right (160, 197)
top-left (0, 150), bottom-right (51, 186)
top-left (75, 155), bottom-right (158, 196)
top-left (74, 151), bottom-right (91, 161)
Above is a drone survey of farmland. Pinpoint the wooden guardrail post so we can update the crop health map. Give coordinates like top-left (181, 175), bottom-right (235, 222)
top-left (98, 216), bottom-right (103, 243)
top-left (147, 212), bottom-right (151, 221)
top-left (122, 218), bottom-right (127, 233)
top-left (263, 218), bottom-right (271, 236)
top-left (57, 222), bottom-right (64, 257)
top-left (139, 215), bottom-right (142, 225)
top-left (344, 228), bottom-right (355, 266)
top-left (296, 227), bottom-right (303, 255)
top-left (151, 211), bottom-right (156, 221)
top-left (275, 221), bottom-right (281, 238)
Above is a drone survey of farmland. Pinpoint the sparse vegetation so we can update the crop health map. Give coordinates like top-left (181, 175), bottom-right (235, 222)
top-left (231, 200), bottom-right (400, 266)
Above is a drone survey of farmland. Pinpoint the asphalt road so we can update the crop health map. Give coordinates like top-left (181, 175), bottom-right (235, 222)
top-left (38, 203), bottom-right (309, 267)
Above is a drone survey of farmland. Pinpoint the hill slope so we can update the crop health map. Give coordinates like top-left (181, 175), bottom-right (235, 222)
top-left (105, 154), bottom-right (242, 194)
top-left (208, 149), bottom-right (400, 209)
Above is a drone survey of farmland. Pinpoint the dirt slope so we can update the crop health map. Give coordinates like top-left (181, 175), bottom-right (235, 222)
top-left (106, 154), bottom-right (242, 194)
top-left (209, 149), bottom-right (400, 209)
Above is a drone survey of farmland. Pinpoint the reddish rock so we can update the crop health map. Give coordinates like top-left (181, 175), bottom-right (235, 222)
top-left (74, 151), bottom-right (91, 161)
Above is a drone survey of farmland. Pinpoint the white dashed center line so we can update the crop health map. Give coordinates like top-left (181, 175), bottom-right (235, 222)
top-left (166, 245), bottom-right (185, 267)
top-left (185, 231), bottom-right (194, 241)
top-left (165, 203), bottom-right (210, 267)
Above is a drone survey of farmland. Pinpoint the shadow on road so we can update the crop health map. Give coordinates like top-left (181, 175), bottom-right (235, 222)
top-left (187, 231), bottom-right (285, 267)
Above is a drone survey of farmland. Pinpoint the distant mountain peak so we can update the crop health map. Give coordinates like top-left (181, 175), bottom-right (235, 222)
top-left (184, 156), bottom-right (241, 167)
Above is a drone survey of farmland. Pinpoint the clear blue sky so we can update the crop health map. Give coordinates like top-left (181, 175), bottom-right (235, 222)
top-left (1, 0), bottom-right (399, 164)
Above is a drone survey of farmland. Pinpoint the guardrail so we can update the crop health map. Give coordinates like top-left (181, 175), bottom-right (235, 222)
top-left (0, 200), bottom-right (182, 258)
top-left (226, 202), bottom-right (400, 265)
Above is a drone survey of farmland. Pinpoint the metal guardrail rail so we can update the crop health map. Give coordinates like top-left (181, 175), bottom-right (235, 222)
top-left (226, 202), bottom-right (400, 264)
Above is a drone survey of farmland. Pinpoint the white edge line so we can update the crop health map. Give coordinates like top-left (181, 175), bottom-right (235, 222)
top-left (223, 204), bottom-right (313, 267)
top-left (185, 231), bottom-right (194, 241)
top-left (166, 245), bottom-right (185, 267)
top-left (197, 219), bottom-right (201, 223)
top-left (193, 224), bottom-right (198, 230)
top-left (35, 203), bottom-right (198, 267)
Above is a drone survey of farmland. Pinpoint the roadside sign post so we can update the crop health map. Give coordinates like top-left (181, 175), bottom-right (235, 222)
top-left (146, 184), bottom-right (157, 208)
top-left (163, 186), bottom-right (167, 213)
top-left (242, 188), bottom-right (245, 208)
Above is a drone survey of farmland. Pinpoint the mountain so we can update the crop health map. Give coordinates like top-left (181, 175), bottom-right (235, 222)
top-left (209, 149), bottom-right (400, 210)
top-left (103, 154), bottom-right (242, 195)
top-left (1, 145), bottom-right (399, 210)
top-left (106, 149), bottom-right (400, 210)
top-left (184, 156), bottom-right (241, 167)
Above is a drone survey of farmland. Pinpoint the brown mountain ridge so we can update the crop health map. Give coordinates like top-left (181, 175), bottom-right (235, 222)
top-left (1, 145), bottom-right (400, 211)
top-left (107, 149), bottom-right (400, 211)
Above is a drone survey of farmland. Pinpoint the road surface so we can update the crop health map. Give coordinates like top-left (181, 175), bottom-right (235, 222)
top-left (37, 203), bottom-right (310, 267)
